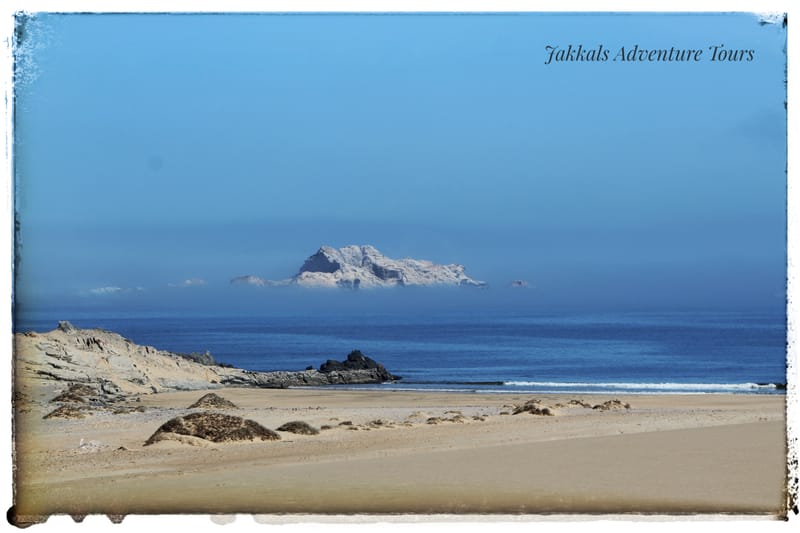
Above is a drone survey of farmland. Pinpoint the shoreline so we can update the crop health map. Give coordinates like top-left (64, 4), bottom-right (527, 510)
top-left (297, 384), bottom-right (787, 396)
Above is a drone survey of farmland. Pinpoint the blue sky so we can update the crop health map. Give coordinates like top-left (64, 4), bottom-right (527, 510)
top-left (13, 13), bottom-right (787, 312)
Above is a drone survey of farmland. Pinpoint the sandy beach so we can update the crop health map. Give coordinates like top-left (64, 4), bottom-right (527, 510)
top-left (13, 386), bottom-right (787, 520)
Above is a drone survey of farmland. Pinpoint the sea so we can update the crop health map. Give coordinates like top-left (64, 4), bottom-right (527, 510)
top-left (14, 309), bottom-right (787, 395)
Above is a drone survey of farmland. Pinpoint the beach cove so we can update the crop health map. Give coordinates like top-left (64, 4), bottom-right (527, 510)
top-left (11, 323), bottom-right (788, 520)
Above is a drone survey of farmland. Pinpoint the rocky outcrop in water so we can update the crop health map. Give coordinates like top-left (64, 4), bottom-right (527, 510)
top-left (233, 244), bottom-right (487, 289)
top-left (319, 350), bottom-right (399, 382)
top-left (217, 366), bottom-right (398, 388)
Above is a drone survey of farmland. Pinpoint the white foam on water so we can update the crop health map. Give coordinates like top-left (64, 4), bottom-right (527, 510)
top-left (503, 381), bottom-right (778, 391)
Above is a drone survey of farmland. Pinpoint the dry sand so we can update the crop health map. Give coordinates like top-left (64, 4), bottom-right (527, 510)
top-left (12, 387), bottom-right (788, 520)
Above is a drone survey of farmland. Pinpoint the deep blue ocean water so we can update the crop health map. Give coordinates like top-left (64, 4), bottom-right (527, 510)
top-left (14, 310), bottom-right (786, 395)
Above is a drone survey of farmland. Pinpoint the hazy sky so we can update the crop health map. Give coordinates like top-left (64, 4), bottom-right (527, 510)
top-left (14, 13), bottom-right (787, 312)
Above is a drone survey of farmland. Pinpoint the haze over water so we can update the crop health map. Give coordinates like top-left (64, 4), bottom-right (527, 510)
top-left (12, 14), bottom-right (787, 395)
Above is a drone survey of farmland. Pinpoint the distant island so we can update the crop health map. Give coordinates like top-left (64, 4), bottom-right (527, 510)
top-left (232, 244), bottom-right (487, 289)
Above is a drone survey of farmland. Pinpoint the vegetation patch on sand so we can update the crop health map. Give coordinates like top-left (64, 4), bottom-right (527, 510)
top-left (43, 405), bottom-right (87, 419)
top-left (593, 399), bottom-right (631, 411)
top-left (512, 400), bottom-right (554, 416)
top-left (50, 384), bottom-right (98, 404)
top-left (276, 421), bottom-right (320, 435)
top-left (144, 412), bottom-right (280, 445)
top-left (367, 419), bottom-right (394, 428)
top-left (188, 393), bottom-right (238, 409)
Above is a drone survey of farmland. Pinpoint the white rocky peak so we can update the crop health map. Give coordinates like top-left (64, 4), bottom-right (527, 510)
top-left (294, 245), bottom-right (486, 289)
top-left (232, 245), bottom-right (487, 289)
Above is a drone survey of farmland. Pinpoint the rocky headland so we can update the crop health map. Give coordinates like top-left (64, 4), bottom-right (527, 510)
top-left (14, 321), bottom-right (401, 407)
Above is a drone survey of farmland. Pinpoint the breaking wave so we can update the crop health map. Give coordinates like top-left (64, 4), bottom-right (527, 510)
top-left (501, 381), bottom-right (782, 393)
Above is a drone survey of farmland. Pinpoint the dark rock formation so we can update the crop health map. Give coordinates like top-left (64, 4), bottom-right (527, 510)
top-left (757, 382), bottom-right (786, 390)
top-left (188, 393), bottom-right (238, 409)
top-left (300, 250), bottom-right (341, 274)
top-left (276, 420), bottom-right (319, 435)
top-left (218, 366), bottom-right (397, 388)
top-left (218, 349), bottom-right (400, 389)
top-left (144, 412), bottom-right (280, 445)
top-left (319, 350), bottom-right (399, 382)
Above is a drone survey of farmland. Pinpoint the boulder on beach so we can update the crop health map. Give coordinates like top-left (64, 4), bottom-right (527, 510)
top-left (276, 421), bottom-right (320, 435)
top-left (144, 412), bottom-right (280, 445)
top-left (188, 393), bottom-right (238, 409)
